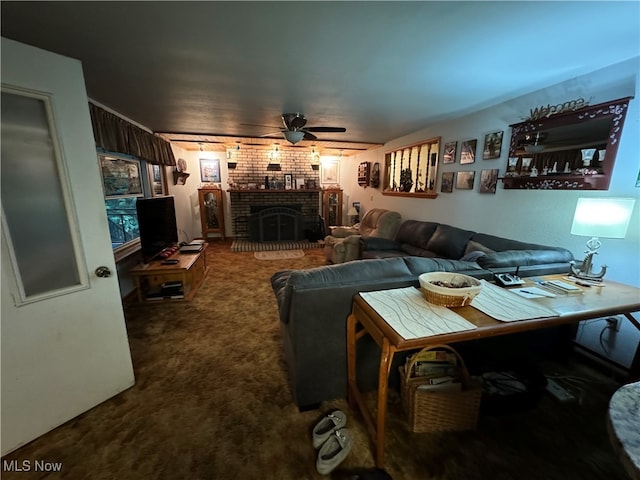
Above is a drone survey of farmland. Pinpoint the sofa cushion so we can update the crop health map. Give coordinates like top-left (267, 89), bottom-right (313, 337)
top-left (402, 256), bottom-right (487, 276)
top-left (426, 224), bottom-right (475, 259)
top-left (400, 243), bottom-right (439, 257)
top-left (476, 249), bottom-right (575, 269)
top-left (362, 236), bottom-right (401, 251)
top-left (470, 232), bottom-right (567, 253)
top-left (394, 220), bottom-right (439, 249)
top-left (359, 209), bottom-right (402, 239)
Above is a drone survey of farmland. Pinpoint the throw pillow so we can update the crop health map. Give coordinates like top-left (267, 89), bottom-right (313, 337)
top-left (460, 250), bottom-right (487, 262)
top-left (464, 240), bottom-right (495, 256)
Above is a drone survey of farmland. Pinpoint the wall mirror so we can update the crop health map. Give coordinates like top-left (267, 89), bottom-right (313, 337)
top-left (503, 97), bottom-right (631, 190)
top-left (383, 137), bottom-right (440, 198)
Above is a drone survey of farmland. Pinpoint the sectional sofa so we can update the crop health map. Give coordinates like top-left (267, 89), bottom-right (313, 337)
top-left (271, 219), bottom-right (575, 409)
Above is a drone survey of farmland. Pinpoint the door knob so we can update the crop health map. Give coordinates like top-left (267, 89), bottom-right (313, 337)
top-left (95, 266), bottom-right (112, 278)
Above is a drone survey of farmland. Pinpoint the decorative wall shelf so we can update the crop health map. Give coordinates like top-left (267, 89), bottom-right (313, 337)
top-left (358, 162), bottom-right (370, 187)
top-left (383, 137), bottom-right (440, 198)
top-left (503, 97), bottom-right (631, 190)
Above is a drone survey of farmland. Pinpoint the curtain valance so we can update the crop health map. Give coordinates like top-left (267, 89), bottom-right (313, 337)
top-left (89, 103), bottom-right (176, 166)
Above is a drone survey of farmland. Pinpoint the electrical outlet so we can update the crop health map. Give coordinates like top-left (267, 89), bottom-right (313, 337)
top-left (605, 316), bottom-right (622, 332)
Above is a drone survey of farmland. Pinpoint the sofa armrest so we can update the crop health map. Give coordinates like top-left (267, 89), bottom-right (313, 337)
top-left (270, 270), bottom-right (293, 324)
top-left (361, 236), bottom-right (401, 251)
top-left (329, 226), bottom-right (360, 238)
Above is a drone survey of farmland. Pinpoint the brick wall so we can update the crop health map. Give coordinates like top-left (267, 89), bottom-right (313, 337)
top-left (226, 145), bottom-right (323, 239)
top-left (227, 145), bottom-right (320, 188)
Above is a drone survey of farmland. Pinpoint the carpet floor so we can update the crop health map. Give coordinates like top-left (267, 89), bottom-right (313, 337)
top-left (0, 241), bottom-right (629, 480)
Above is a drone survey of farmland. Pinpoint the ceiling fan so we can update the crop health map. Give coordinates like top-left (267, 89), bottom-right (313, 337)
top-left (242, 113), bottom-right (346, 144)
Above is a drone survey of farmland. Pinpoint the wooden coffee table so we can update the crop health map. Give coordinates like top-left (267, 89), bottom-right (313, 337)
top-left (346, 274), bottom-right (640, 468)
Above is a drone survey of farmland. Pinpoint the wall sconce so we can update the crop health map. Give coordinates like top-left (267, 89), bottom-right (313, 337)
top-left (310, 147), bottom-right (320, 170)
top-left (226, 144), bottom-right (240, 169)
top-left (268, 144), bottom-right (281, 165)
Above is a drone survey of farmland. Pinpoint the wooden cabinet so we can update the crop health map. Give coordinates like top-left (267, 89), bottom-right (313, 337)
top-left (322, 188), bottom-right (343, 230)
top-left (198, 188), bottom-right (225, 240)
top-left (129, 246), bottom-right (209, 302)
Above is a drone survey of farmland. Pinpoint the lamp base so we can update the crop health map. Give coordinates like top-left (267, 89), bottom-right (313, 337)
top-left (569, 252), bottom-right (607, 282)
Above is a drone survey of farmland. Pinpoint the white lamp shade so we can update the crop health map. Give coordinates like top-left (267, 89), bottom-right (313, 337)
top-left (570, 197), bottom-right (636, 239)
top-left (347, 207), bottom-right (358, 216)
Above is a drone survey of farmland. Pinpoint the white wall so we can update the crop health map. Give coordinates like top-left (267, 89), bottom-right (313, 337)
top-left (166, 146), bottom-right (229, 242)
top-left (342, 58), bottom-right (640, 367)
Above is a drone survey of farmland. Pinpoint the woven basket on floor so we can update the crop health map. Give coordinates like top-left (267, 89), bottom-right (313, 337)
top-left (400, 344), bottom-right (482, 433)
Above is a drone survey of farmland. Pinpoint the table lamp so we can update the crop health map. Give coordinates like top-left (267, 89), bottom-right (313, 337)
top-left (347, 206), bottom-right (359, 226)
top-left (569, 197), bottom-right (636, 281)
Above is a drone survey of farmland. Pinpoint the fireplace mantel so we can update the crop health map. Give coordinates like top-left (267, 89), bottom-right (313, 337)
top-left (228, 189), bottom-right (322, 193)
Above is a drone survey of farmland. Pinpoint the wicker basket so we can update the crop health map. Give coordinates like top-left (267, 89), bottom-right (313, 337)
top-left (400, 345), bottom-right (482, 433)
top-left (418, 272), bottom-right (482, 307)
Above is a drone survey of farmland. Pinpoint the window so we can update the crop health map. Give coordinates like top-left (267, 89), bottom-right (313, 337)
top-left (99, 153), bottom-right (166, 258)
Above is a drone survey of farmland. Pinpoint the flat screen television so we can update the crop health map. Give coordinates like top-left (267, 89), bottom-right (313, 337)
top-left (136, 196), bottom-right (178, 263)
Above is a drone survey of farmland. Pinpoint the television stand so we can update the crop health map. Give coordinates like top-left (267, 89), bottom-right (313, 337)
top-left (129, 244), bottom-right (209, 302)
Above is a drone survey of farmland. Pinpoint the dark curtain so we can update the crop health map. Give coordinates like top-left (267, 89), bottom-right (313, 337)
top-left (89, 103), bottom-right (176, 166)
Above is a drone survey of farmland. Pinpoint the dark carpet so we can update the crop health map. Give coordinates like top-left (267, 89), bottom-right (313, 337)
top-left (0, 241), bottom-right (629, 479)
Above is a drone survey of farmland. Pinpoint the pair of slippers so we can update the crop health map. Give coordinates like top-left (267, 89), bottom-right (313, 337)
top-left (312, 410), bottom-right (353, 475)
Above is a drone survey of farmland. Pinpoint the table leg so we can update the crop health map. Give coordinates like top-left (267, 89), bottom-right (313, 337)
top-left (375, 337), bottom-right (394, 468)
top-left (625, 313), bottom-right (640, 382)
top-left (347, 313), bottom-right (358, 409)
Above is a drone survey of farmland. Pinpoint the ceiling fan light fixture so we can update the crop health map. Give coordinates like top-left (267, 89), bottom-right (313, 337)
top-left (284, 130), bottom-right (305, 144)
top-left (524, 144), bottom-right (545, 153)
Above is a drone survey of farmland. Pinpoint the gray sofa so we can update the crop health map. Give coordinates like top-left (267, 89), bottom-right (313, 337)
top-left (361, 219), bottom-right (574, 278)
top-left (271, 222), bottom-right (574, 409)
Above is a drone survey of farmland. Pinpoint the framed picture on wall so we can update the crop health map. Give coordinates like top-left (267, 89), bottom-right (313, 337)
top-left (456, 171), bottom-right (475, 189)
top-left (460, 139), bottom-right (477, 164)
top-left (479, 168), bottom-right (499, 193)
top-left (321, 158), bottom-right (340, 185)
top-left (100, 156), bottom-right (143, 197)
top-left (199, 158), bottom-right (221, 183)
top-left (443, 141), bottom-right (457, 164)
top-left (441, 172), bottom-right (454, 193)
top-left (482, 131), bottom-right (503, 160)
top-left (149, 163), bottom-right (166, 196)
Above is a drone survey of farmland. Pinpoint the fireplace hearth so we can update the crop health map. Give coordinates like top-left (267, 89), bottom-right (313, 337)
top-left (248, 206), bottom-right (305, 242)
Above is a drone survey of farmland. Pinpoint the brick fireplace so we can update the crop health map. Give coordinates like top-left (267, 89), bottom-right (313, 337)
top-left (229, 190), bottom-right (322, 240)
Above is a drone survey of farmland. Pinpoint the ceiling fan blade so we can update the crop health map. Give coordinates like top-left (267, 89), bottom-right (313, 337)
top-left (240, 123), bottom-right (282, 130)
top-left (305, 126), bottom-right (346, 133)
top-left (302, 131), bottom-right (318, 141)
top-left (260, 131), bottom-right (285, 138)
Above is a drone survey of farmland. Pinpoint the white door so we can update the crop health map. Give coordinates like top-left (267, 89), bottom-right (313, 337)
top-left (1, 38), bottom-right (135, 455)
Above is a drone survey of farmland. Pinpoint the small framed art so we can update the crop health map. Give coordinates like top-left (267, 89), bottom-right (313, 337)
top-left (456, 171), bottom-right (475, 189)
top-left (460, 139), bottom-right (477, 164)
top-left (284, 173), bottom-right (294, 190)
top-left (441, 172), bottom-right (454, 193)
top-left (321, 158), bottom-right (340, 185)
top-left (479, 169), bottom-right (499, 193)
top-left (482, 131), bottom-right (503, 160)
top-left (443, 141), bottom-right (457, 164)
top-left (200, 158), bottom-right (221, 183)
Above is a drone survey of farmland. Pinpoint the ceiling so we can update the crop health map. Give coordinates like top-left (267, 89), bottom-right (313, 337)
top-left (2, 1), bottom-right (639, 152)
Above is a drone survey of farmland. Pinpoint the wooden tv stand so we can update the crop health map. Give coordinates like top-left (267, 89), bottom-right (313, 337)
top-left (129, 244), bottom-right (209, 302)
